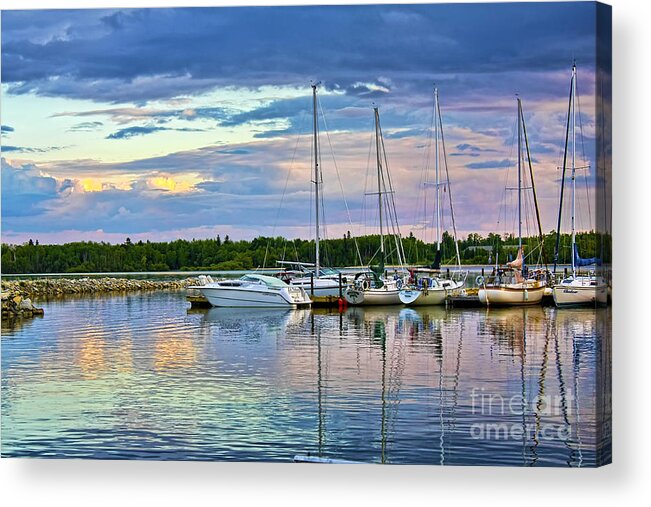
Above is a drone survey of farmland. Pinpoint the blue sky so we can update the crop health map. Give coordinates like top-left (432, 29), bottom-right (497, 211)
top-left (1, 2), bottom-right (606, 244)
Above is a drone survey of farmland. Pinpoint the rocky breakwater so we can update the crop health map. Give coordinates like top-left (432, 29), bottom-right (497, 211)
top-left (1, 277), bottom-right (199, 320)
top-left (1, 290), bottom-right (44, 319)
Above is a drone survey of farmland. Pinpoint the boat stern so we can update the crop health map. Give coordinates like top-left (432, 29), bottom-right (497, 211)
top-left (398, 288), bottom-right (421, 305)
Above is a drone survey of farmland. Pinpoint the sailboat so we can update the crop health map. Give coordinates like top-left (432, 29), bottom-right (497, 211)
top-left (344, 107), bottom-right (407, 306)
top-left (478, 97), bottom-right (546, 306)
top-left (281, 84), bottom-right (349, 298)
top-left (552, 64), bottom-right (608, 307)
top-left (399, 87), bottom-right (466, 306)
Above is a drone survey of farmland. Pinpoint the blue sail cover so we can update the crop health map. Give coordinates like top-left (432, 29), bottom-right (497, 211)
top-left (574, 243), bottom-right (601, 267)
top-left (430, 250), bottom-right (442, 270)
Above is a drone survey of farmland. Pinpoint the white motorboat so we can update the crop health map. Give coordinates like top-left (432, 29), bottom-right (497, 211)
top-left (189, 274), bottom-right (311, 308)
top-left (551, 63), bottom-right (607, 307)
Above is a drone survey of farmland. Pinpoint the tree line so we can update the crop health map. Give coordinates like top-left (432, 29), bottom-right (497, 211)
top-left (1, 231), bottom-right (610, 274)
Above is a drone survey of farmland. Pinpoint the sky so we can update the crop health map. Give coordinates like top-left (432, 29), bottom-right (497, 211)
top-left (1, 2), bottom-right (606, 245)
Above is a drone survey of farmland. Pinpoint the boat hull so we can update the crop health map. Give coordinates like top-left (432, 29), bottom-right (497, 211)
top-left (344, 288), bottom-right (402, 306)
top-left (399, 279), bottom-right (464, 306)
top-left (398, 287), bottom-right (447, 306)
top-left (553, 284), bottom-right (608, 307)
top-left (289, 278), bottom-right (346, 298)
top-left (198, 286), bottom-right (300, 308)
top-left (478, 285), bottom-right (545, 306)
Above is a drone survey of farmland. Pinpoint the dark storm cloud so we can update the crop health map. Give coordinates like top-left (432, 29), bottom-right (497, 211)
top-left (2, 4), bottom-right (598, 104)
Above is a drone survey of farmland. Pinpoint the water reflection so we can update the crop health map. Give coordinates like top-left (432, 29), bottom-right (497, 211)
top-left (1, 291), bottom-right (610, 466)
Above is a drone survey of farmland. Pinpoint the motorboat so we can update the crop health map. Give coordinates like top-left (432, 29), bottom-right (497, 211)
top-left (189, 274), bottom-right (311, 308)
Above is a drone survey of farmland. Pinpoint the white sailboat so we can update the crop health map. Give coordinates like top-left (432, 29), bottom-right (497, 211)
top-left (344, 107), bottom-right (407, 306)
top-left (478, 97), bottom-right (546, 306)
top-left (399, 87), bottom-right (466, 306)
top-left (552, 63), bottom-right (607, 307)
top-left (281, 84), bottom-right (349, 298)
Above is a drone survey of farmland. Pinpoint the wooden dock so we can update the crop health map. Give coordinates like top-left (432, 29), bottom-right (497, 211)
top-left (186, 294), bottom-right (212, 308)
top-left (311, 295), bottom-right (347, 308)
top-left (447, 295), bottom-right (482, 308)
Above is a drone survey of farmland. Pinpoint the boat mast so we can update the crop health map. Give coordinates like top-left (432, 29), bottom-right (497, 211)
top-left (312, 84), bottom-right (321, 276)
top-left (374, 107), bottom-right (385, 259)
top-left (517, 97), bottom-right (523, 256)
top-left (553, 67), bottom-right (574, 274)
top-left (435, 90), bottom-right (462, 268)
top-left (571, 63), bottom-right (577, 277)
top-left (435, 87), bottom-right (441, 252)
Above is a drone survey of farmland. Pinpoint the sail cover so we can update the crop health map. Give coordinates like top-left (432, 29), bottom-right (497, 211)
top-left (507, 247), bottom-right (524, 270)
top-left (430, 250), bottom-right (442, 270)
top-left (574, 243), bottom-right (601, 267)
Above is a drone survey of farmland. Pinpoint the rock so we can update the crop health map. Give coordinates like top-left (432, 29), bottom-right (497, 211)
top-left (18, 298), bottom-right (33, 310)
top-left (12, 295), bottom-right (22, 305)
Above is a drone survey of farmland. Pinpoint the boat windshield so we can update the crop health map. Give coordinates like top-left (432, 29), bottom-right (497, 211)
top-left (241, 274), bottom-right (289, 288)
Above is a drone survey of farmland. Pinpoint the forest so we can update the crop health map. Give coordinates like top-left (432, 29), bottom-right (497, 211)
top-left (1, 231), bottom-right (610, 274)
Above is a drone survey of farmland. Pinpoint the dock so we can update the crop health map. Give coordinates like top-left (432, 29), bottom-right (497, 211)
top-left (311, 295), bottom-right (348, 308)
top-left (186, 294), bottom-right (212, 308)
top-left (447, 295), bottom-right (482, 308)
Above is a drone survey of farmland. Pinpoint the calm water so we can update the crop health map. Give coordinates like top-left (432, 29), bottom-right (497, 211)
top-left (1, 291), bottom-right (610, 466)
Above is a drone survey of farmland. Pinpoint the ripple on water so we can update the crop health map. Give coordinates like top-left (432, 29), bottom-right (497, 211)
top-left (1, 291), bottom-right (609, 466)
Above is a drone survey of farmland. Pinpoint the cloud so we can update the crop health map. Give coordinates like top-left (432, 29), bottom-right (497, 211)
top-left (68, 121), bottom-right (104, 132)
top-left (1, 158), bottom-right (73, 217)
top-left (1, 4), bottom-right (605, 243)
top-left (2, 4), bottom-right (599, 104)
top-left (456, 143), bottom-right (496, 153)
top-left (106, 125), bottom-right (204, 140)
top-left (1, 125), bottom-right (15, 133)
top-left (465, 159), bottom-right (513, 170)
top-left (384, 128), bottom-right (422, 139)
top-left (1, 145), bottom-right (66, 153)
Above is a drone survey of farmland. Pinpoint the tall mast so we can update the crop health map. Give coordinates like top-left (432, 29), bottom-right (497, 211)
top-left (571, 63), bottom-right (577, 277)
top-left (312, 84), bottom-right (320, 276)
top-left (374, 107), bottom-right (385, 258)
top-left (435, 87), bottom-right (441, 251)
top-left (517, 97), bottom-right (523, 253)
top-left (553, 67), bottom-right (574, 273)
